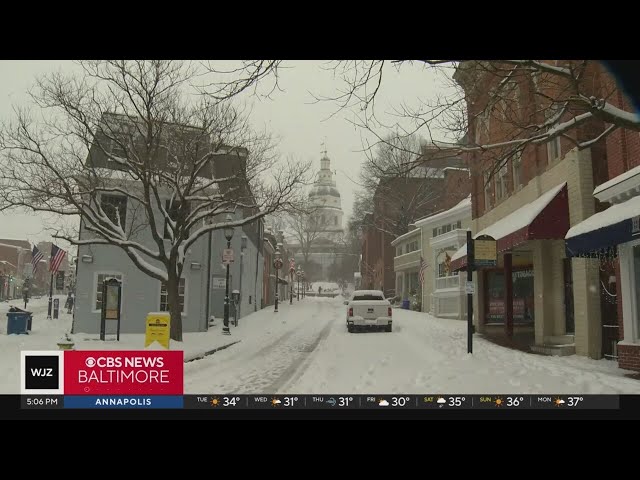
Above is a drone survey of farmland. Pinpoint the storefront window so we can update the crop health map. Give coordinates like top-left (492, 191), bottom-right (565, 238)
top-left (485, 268), bottom-right (535, 324)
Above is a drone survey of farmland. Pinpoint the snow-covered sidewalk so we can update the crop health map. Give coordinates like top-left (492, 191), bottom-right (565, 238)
top-left (0, 295), bottom-right (318, 394)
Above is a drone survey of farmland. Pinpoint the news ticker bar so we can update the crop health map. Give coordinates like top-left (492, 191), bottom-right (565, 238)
top-left (21, 394), bottom-right (619, 410)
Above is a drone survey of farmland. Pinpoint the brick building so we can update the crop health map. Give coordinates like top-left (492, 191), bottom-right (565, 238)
top-left (565, 75), bottom-right (640, 370)
top-left (450, 61), bottom-right (614, 359)
top-left (392, 165), bottom-right (472, 315)
top-left (360, 147), bottom-right (466, 296)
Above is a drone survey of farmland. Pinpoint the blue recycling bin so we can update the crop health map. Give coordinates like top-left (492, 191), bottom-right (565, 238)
top-left (402, 300), bottom-right (410, 310)
top-left (6, 309), bottom-right (32, 335)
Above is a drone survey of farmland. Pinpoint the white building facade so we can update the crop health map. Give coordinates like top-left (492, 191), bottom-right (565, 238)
top-left (414, 197), bottom-right (471, 319)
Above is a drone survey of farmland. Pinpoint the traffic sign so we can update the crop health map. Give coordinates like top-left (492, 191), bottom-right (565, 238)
top-left (223, 249), bottom-right (234, 265)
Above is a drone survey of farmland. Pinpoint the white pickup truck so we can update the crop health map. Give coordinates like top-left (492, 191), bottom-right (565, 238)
top-left (344, 290), bottom-right (392, 333)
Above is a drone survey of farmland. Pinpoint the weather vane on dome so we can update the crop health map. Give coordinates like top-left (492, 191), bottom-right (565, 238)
top-left (321, 137), bottom-right (328, 157)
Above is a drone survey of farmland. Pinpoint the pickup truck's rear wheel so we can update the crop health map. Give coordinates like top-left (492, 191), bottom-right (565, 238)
top-left (347, 325), bottom-right (353, 333)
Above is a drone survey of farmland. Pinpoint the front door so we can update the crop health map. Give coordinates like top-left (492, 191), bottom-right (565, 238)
top-left (563, 258), bottom-right (575, 334)
top-left (599, 260), bottom-right (619, 359)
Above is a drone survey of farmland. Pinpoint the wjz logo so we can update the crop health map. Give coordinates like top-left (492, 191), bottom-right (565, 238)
top-left (25, 355), bottom-right (59, 390)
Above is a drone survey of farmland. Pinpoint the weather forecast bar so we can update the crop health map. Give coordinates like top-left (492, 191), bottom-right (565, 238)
top-left (20, 394), bottom-right (620, 409)
top-left (180, 394), bottom-right (620, 410)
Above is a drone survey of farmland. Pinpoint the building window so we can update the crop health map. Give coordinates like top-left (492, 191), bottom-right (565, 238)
top-left (475, 110), bottom-right (491, 145)
top-left (334, 216), bottom-right (337, 226)
top-left (548, 136), bottom-right (561, 163)
top-left (109, 138), bottom-right (126, 159)
top-left (164, 200), bottom-right (190, 240)
top-left (512, 151), bottom-right (522, 189)
top-left (484, 171), bottom-right (493, 210)
top-left (546, 105), bottom-right (562, 163)
top-left (160, 278), bottom-right (186, 314)
top-left (496, 163), bottom-right (508, 201)
top-left (95, 273), bottom-right (123, 311)
top-left (101, 194), bottom-right (127, 229)
top-left (456, 220), bottom-right (462, 229)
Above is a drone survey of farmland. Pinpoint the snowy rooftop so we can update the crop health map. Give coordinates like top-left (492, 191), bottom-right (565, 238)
top-left (414, 195), bottom-right (472, 228)
top-left (391, 228), bottom-right (421, 246)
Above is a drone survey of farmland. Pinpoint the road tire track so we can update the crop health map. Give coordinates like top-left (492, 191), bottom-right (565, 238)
top-left (268, 320), bottom-right (335, 393)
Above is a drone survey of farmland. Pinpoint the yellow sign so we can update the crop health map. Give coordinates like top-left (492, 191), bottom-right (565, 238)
top-left (145, 312), bottom-right (171, 349)
top-left (474, 238), bottom-right (497, 262)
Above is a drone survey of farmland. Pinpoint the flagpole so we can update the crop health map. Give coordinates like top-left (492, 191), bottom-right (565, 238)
top-left (47, 271), bottom-right (53, 320)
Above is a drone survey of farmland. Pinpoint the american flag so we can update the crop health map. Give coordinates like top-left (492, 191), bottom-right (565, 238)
top-left (418, 255), bottom-right (428, 286)
top-left (31, 245), bottom-right (44, 276)
top-left (49, 244), bottom-right (67, 273)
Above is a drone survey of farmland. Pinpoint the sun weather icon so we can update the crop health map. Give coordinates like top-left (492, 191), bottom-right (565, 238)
top-left (494, 397), bottom-right (504, 407)
top-left (210, 397), bottom-right (220, 407)
top-left (271, 397), bottom-right (282, 407)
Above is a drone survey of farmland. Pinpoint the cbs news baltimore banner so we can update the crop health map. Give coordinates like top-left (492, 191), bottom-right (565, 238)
top-left (20, 350), bottom-right (184, 408)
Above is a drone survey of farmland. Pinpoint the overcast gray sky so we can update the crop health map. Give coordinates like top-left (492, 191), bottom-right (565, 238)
top-left (0, 60), bottom-right (452, 249)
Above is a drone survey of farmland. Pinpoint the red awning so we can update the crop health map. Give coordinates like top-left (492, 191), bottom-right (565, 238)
top-left (450, 183), bottom-right (569, 271)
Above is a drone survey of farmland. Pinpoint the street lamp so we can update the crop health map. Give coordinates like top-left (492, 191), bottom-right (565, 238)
top-left (301, 269), bottom-right (305, 299)
top-left (274, 244), bottom-right (282, 312)
top-left (222, 212), bottom-right (234, 335)
top-left (289, 258), bottom-right (294, 305)
top-left (296, 267), bottom-right (301, 301)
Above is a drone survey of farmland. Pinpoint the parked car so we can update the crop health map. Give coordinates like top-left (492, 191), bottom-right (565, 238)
top-left (344, 289), bottom-right (392, 333)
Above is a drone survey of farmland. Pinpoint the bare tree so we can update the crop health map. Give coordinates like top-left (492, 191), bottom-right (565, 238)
top-left (357, 133), bottom-right (456, 238)
top-left (285, 198), bottom-right (328, 265)
top-left (196, 60), bottom-right (639, 178)
top-left (0, 60), bottom-right (309, 341)
top-left (313, 60), bottom-right (638, 181)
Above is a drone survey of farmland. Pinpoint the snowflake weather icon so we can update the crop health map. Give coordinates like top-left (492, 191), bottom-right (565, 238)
top-left (85, 357), bottom-right (97, 368)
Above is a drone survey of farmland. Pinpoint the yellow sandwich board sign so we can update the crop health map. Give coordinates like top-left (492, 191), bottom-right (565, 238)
top-left (145, 312), bottom-right (171, 349)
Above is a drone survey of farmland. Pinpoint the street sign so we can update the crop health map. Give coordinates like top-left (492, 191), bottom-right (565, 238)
top-left (55, 271), bottom-right (65, 290)
top-left (145, 312), bottom-right (171, 349)
top-left (223, 249), bottom-right (234, 265)
top-left (212, 277), bottom-right (226, 289)
top-left (474, 235), bottom-right (497, 267)
top-left (274, 258), bottom-right (283, 270)
top-left (465, 281), bottom-right (475, 294)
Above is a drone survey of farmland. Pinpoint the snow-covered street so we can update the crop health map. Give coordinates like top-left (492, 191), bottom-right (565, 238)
top-left (184, 296), bottom-right (640, 395)
top-left (3, 295), bottom-right (640, 395)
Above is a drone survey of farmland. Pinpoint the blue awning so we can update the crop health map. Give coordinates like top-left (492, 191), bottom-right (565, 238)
top-left (565, 195), bottom-right (640, 257)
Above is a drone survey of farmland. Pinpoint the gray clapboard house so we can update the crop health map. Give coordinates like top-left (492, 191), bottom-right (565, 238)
top-left (73, 113), bottom-right (264, 335)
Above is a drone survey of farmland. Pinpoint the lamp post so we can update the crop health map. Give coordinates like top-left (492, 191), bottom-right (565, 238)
top-left (222, 213), bottom-right (234, 335)
top-left (296, 267), bottom-right (301, 301)
top-left (274, 244), bottom-right (282, 313)
top-left (289, 258), bottom-right (294, 305)
top-left (301, 269), bottom-right (305, 299)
